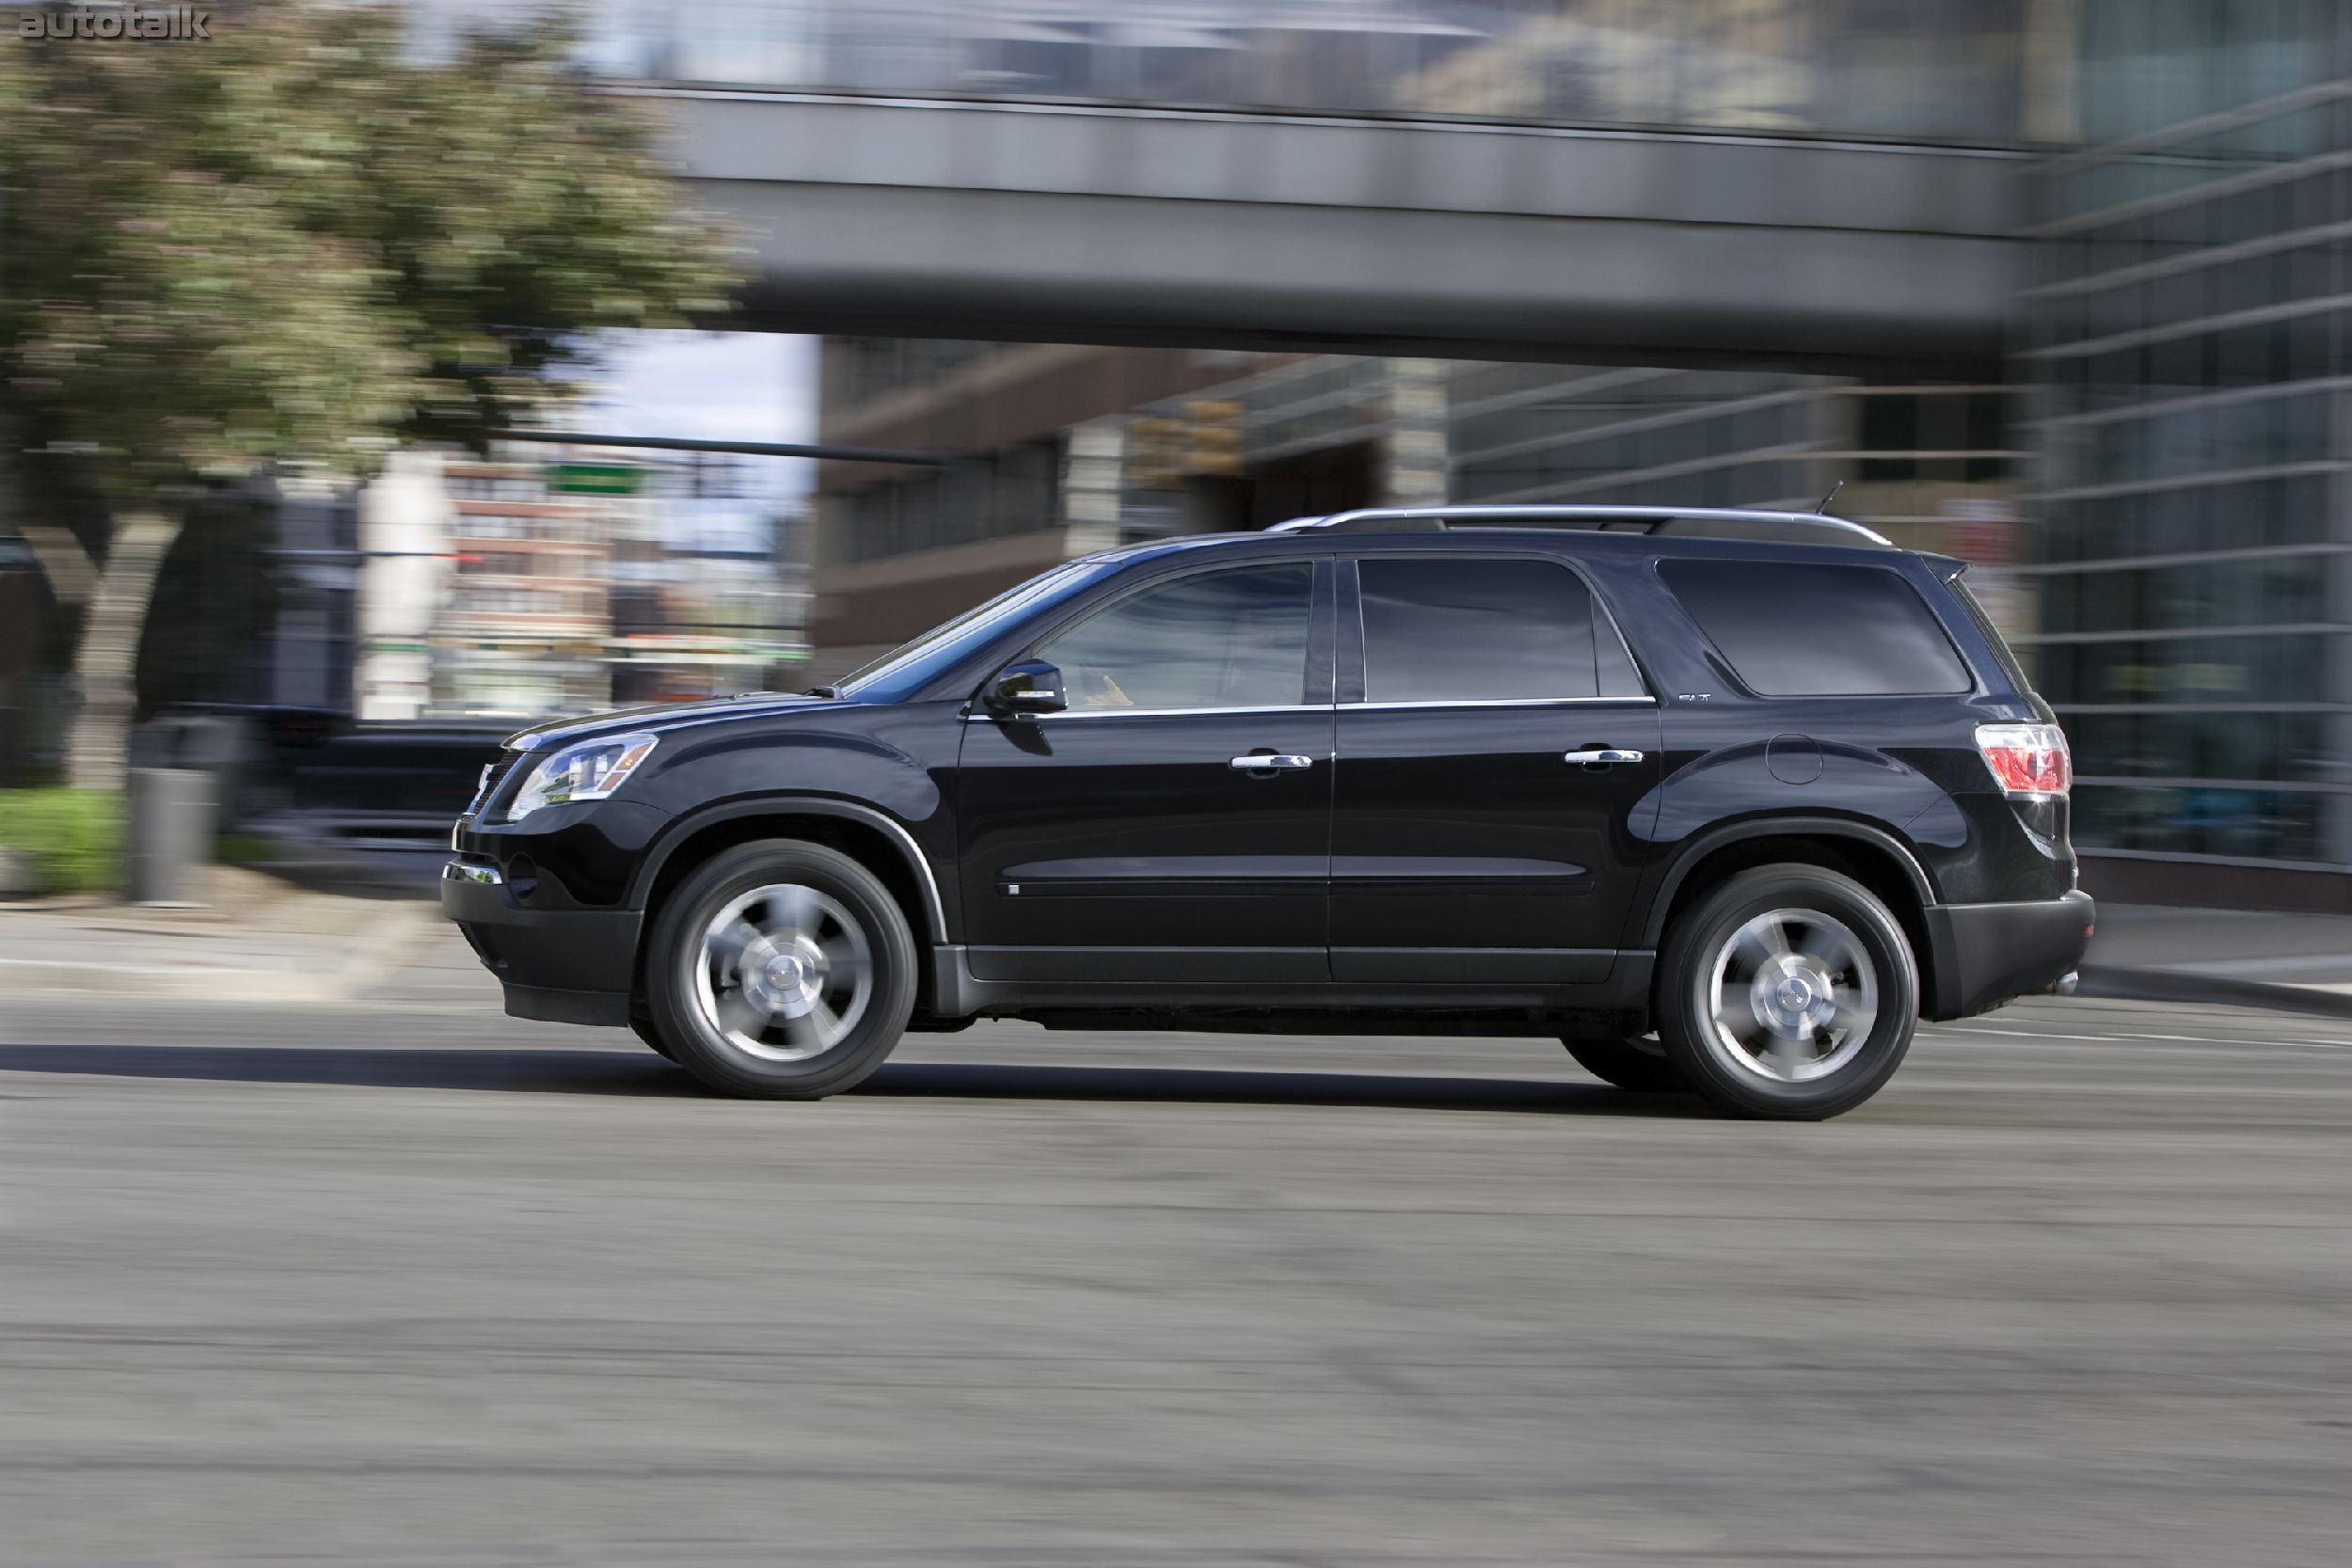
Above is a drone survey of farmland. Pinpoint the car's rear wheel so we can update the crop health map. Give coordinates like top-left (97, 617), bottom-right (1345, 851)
top-left (1654, 864), bottom-right (1917, 1120)
top-left (642, 839), bottom-right (915, 1100)
top-left (1560, 1034), bottom-right (1688, 1093)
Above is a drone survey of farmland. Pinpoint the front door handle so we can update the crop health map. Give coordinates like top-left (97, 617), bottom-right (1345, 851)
top-left (1231, 752), bottom-right (1314, 771)
top-left (1563, 748), bottom-right (1645, 766)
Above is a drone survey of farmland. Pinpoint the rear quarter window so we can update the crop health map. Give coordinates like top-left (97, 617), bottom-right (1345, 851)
top-left (1658, 559), bottom-right (1973, 697)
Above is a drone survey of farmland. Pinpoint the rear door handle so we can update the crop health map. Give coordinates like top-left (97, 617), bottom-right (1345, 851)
top-left (1231, 753), bottom-right (1313, 771)
top-left (1563, 748), bottom-right (1645, 766)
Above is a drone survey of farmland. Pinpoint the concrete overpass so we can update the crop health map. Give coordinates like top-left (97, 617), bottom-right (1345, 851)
top-left (643, 88), bottom-right (2027, 377)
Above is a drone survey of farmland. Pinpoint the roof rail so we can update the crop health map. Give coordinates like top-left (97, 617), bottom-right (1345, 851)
top-left (1266, 504), bottom-right (1895, 548)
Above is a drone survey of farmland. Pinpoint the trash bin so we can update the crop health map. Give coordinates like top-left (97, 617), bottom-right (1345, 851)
top-left (131, 712), bottom-right (251, 828)
top-left (126, 767), bottom-right (215, 907)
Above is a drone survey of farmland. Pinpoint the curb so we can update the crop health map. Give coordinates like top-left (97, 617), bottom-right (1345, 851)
top-left (2075, 963), bottom-right (2352, 1022)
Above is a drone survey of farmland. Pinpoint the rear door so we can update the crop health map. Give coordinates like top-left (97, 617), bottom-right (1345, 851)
top-left (1329, 552), bottom-right (1661, 984)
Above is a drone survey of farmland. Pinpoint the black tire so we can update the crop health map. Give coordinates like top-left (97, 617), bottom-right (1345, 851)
top-left (1654, 864), bottom-right (1918, 1121)
top-left (641, 839), bottom-right (916, 1100)
top-left (627, 1007), bottom-right (674, 1061)
top-left (1561, 1034), bottom-right (1689, 1093)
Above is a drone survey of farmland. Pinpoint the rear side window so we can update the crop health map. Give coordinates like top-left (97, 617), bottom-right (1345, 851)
top-left (1357, 557), bottom-right (1645, 703)
top-left (1659, 560), bottom-right (1972, 696)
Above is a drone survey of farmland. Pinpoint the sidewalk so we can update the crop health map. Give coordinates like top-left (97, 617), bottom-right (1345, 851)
top-left (5, 871), bottom-right (2350, 1017)
top-left (0, 865), bottom-right (447, 1004)
top-left (2079, 902), bottom-right (2352, 1020)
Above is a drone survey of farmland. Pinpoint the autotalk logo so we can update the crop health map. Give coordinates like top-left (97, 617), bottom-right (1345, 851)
top-left (17, 5), bottom-right (211, 39)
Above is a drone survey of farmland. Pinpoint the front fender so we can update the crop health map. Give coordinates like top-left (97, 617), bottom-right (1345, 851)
top-left (624, 795), bottom-right (950, 944)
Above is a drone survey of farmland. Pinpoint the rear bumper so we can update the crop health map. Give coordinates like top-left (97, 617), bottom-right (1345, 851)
top-left (1923, 890), bottom-right (2094, 1021)
top-left (440, 861), bottom-right (637, 1026)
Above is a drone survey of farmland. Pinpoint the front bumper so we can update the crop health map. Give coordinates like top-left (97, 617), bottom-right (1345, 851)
top-left (440, 859), bottom-right (638, 1026)
top-left (1922, 890), bottom-right (2095, 1021)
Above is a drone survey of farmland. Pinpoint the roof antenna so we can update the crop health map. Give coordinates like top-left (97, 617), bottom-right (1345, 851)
top-left (1813, 480), bottom-right (1845, 515)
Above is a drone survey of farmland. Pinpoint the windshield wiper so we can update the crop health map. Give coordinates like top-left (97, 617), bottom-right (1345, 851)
top-left (802, 685), bottom-right (840, 699)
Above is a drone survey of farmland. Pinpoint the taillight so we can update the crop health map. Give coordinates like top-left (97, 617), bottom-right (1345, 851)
top-left (1975, 722), bottom-right (2071, 798)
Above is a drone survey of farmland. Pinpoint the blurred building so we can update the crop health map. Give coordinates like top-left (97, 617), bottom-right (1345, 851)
top-left (356, 450), bottom-right (458, 722)
top-left (2019, 3), bottom-right (2352, 902)
top-left (433, 451), bottom-right (621, 717)
top-left (607, 453), bottom-right (810, 706)
top-left (809, 346), bottom-right (2025, 675)
top-left (582, 0), bottom-right (2031, 141)
top-left (362, 443), bottom-right (805, 719)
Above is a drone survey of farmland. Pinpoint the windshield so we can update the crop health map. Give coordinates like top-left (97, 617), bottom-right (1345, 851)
top-left (835, 558), bottom-right (1112, 702)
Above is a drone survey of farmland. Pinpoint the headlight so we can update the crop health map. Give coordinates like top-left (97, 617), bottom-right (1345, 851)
top-left (501, 733), bottom-right (660, 821)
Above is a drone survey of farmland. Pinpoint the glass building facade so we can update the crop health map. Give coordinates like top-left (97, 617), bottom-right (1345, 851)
top-left (574, 0), bottom-right (2027, 146)
top-left (2022, 2), bottom-right (2352, 869)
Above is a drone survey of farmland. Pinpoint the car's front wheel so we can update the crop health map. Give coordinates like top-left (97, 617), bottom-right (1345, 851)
top-left (1654, 864), bottom-right (1918, 1120)
top-left (642, 839), bottom-right (915, 1100)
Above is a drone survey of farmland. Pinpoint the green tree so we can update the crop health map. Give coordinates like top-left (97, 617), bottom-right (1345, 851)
top-left (0, 3), bottom-right (738, 787)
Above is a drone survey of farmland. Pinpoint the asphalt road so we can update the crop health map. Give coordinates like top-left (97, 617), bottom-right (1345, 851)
top-left (1, 991), bottom-right (2344, 1567)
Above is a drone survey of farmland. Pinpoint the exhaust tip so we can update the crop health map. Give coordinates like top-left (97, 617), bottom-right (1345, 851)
top-left (2051, 971), bottom-right (2080, 997)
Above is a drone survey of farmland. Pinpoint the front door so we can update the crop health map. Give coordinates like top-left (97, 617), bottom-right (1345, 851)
top-left (957, 558), bottom-right (1334, 984)
top-left (1330, 553), bottom-right (1661, 984)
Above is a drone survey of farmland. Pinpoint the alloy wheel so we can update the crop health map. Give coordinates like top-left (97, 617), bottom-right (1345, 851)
top-left (691, 882), bottom-right (874, 1061)
top-left (1702, 907), bottom-right (1880, 1084)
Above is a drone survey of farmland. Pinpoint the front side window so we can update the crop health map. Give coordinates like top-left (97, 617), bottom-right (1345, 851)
top-left (1357, 557), bottom-right (1641, 703)
top-left (1660, 560), bottom-right (1973, 696)
top-left (1038, 562), bottom-right (1314, 711)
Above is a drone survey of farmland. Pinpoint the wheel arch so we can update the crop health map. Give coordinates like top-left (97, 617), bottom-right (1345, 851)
top-left (628, 798), bottom-right (949, 949)
top-left (1640, 818), bottom-right (1938, 1006)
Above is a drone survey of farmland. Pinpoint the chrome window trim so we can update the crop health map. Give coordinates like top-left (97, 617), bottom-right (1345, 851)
top-left (961, 704), bottom-right (1329, 721)
top-left (1345, 695), bottom-right (1660, 710)
top-left (961, 695), bottom-right (1661, 718)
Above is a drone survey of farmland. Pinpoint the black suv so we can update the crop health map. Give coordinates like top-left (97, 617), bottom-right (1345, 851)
top-left (443, 506), bottom-right (2091, 1119)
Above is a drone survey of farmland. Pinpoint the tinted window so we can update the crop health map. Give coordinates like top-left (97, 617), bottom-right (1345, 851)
top-left (1359, 558), bottom-right (1641, 703)
top-left (1660, 560), bottom-right (1972, 696)
top-left (1039, 562), bottom-right (1312, 710)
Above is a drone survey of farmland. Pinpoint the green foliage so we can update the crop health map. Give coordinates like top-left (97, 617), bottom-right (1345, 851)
top-left (215, 832), bottom-right (282, 867)
top-left (0, 1), bottom-right (740, 494)
top-left (0, 789), bottom-right (122, 895)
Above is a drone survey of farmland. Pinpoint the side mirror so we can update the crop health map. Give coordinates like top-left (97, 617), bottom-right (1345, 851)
top-left (986, 659), bottom-right (1066, 717)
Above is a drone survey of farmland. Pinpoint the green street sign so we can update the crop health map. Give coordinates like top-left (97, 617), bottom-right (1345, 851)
top-left (545, 463), bottom-right (643, 496)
